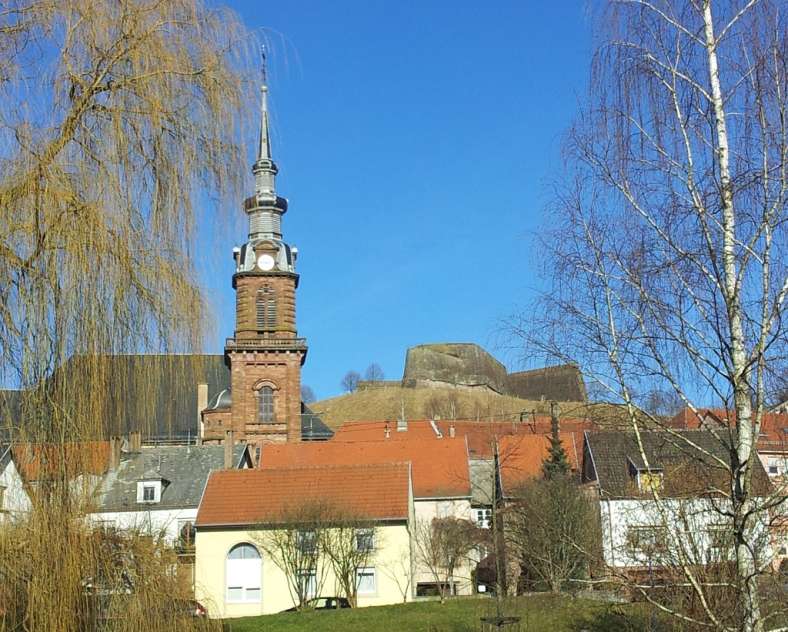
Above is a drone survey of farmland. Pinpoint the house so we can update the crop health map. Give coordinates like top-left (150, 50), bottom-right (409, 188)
top-left (194, 463), bottom-right (413, 617)
top-left (0, 443), bottom-right (31, 520)
top-left (668, 407), bottom-right (788, 480)
top-left (583, 430), bottom-right (774, 575)
top-left (90, 437), bottom-right (252, 544)
top-left (12, 440), bottom-right (113, 501)
top-left (260, 437), bottom-right (476, 596)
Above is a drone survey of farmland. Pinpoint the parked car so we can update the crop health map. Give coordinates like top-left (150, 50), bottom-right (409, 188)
top-left (283, 597), bottom-right (352, 612)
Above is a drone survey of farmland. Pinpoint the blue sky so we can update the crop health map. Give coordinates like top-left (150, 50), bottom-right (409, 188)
top-left (202, 1), bottom-right (593, 400)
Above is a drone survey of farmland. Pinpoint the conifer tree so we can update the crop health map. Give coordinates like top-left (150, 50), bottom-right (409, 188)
top-left (542, 401), bottom-right (569, 479)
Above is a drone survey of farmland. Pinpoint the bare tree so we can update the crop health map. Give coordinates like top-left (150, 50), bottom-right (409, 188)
top-left (363, 363), bottom-right (385, 382)
top-left (412, 517), bottom-right (480, 602)
top-left (253, 503), bottom-right (332, 610)
top-left (300, 384), bottom-right (316, 404)
top-left (321, 514), bottom-right (380, 607)
top-left (514, 2), bottom-right (788, 630)
top-left (379, 548), bottom-right (413, 603)
top-left (340, 371), bottom-right (361, 393)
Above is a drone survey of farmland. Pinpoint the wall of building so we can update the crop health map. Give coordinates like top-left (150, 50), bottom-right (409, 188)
top-left (412, 498), bottom-right (476, 596)
top-left (89, 507), bottom-right (198, 544)
top-left (194, 523), bottom-right (412, 618)
top-left (0, 458), bottom-right (31, 519)
top-left (599, 498), bottom-right (772, 569)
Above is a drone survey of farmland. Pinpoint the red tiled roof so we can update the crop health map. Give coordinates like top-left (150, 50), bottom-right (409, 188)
top-left (12, 441), bottom-right (110, 482)
top-left (497, 432), bottom-right (583, 496)
top-left (332, 418), bottom-right (595, 458)
top-left (261, 438), bottom-right (471, 499)
top-left (196, 463), bottom-right (410, 527)
top-left (668, 408), bottom-right (788, 452)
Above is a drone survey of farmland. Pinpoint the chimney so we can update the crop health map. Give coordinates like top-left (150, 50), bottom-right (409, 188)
top-left (397, 399), bottom-right (407, 432)
top-left (224, 429), bottom-right (234, 469)
top-left (108, 436), bottom-right (121, 471)
top-left (449, 423), bottom-right (456, 438)
top-left (197, 383), bottom-right (208, 445)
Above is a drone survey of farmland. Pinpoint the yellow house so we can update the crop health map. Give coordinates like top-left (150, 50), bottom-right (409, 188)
top-left (194, 462), bottom-right (414, 618)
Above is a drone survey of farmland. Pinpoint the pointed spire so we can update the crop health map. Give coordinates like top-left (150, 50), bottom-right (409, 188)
top-left (252, 45), bottom-right (277, 201)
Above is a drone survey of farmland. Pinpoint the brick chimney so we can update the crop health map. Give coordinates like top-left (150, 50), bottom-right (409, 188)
top-left (197, 383), bottom-right (208, 445)
top-left (224, 429), bottom-right (234, 469)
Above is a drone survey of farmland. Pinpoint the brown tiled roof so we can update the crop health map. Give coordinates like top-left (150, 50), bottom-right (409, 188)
top-left (12, 441), bottom-right (110, 482)
top-left (584, 430), bottom-right (773, 499)
top-left (196, 463), bottom-right (410, 527)
top-left (668, 407), bottom-right (788, 453)
top-left (497, 432), bottom-right (583, 497)
top-left (333, 418), bottom-right (595, 458)
top-left (261, 438), bottom-right (470, 499)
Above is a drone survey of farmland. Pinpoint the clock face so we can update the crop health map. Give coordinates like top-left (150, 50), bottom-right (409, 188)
top-left (257, 254), bottom-right (275, 271)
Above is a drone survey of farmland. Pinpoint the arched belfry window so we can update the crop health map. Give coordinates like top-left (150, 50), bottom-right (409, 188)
top-left (256, 286), bottom-right (277, 330)
top-left (257, 385), bottom-right (275, 423)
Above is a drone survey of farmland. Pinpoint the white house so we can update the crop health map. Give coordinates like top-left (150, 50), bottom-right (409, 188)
top-left (0, 443), bottom-right (32, 520)
top-left (583, 430), bottom-right (774, 572)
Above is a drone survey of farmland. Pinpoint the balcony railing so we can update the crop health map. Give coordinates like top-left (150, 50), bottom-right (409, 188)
top-left (225, 337), bottom-right (307, 351)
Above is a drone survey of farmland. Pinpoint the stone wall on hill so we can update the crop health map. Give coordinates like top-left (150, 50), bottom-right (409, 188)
top-left (400, 343), bottom-right (587, 403)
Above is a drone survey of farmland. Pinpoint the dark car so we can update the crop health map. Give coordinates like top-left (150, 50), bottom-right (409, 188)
top-left (283, 597), bottom-right (352, 612)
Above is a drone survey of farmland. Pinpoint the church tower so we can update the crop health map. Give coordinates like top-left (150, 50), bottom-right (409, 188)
top-left (202, 59), bottom-right (306, 449)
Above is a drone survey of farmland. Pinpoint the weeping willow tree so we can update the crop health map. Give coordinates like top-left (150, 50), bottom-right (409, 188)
top-left (0, 1), bottom-right (257, 629)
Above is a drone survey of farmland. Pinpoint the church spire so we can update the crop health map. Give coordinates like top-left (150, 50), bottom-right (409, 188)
top-left (252, 46), bottom-right (277, 204)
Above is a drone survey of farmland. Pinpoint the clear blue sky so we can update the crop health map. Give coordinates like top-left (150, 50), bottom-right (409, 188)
top-left (202, 1), bottom-right (593, 400)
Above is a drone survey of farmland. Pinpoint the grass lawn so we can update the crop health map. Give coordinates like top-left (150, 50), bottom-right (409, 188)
top-left (222, 594), bottom-right (667, 632)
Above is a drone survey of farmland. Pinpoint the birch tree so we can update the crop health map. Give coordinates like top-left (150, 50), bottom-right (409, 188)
top-left (515, 1), bottom-right (788, 630)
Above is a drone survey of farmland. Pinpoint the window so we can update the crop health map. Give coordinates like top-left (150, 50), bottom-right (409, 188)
top-left (355, 529), bottom-right (375, 552)
top-left (356, 567), bottom-right (376, 595)
top-left (256, 286), bottom-right (277, 330)
top-left (475, 508), bottom-right (492, 529)
top-left (178, 520), bottom-right (195, 548)
top-left (297, 530), bottom-right (317, 555)
top-left (637, 470), bottom-right (664, 493)
top-left (626, 526), bottom-right (667, 558)
top-left (767, 458), bottom-right (782, 476)
top-left (226, 543), bottom-right (262, 603)
top-left (257, 386), bottom-right (275, 423)
top-left (706, 526), bottom-right (733, 563)
top-left (297, 568), bottom-right (316, 599)
top-left (137, 481), bottom-right (160, 503)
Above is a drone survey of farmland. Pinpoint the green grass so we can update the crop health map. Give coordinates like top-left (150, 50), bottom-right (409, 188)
top-left (222, 594), bottom-right (669, 632)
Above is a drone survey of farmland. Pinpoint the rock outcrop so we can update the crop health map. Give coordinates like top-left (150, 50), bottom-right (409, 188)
top-left (402, 343), bottom-right (508, 393)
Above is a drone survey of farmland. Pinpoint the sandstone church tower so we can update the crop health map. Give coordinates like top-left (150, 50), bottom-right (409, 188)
top-left (201, 65), bottom-right (307, 449)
